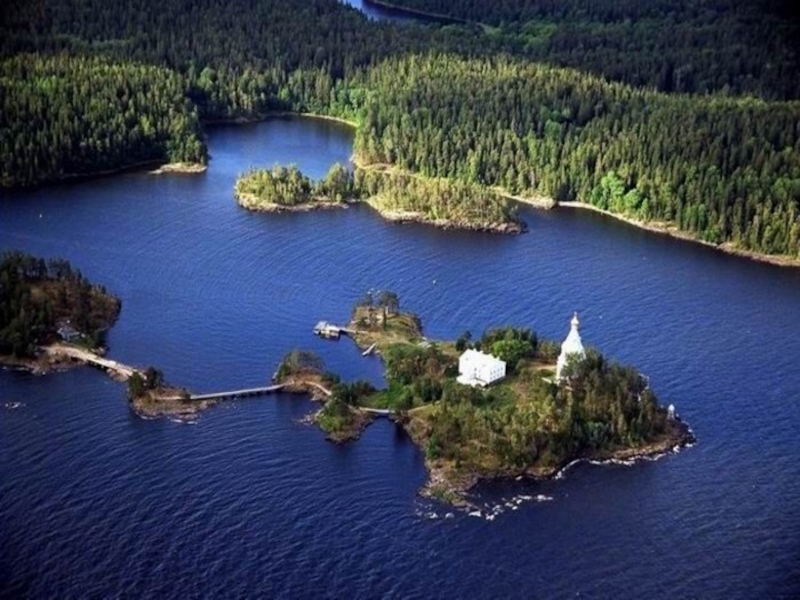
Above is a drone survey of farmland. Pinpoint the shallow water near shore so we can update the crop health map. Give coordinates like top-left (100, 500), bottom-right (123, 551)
top-left (2, 116), bottom-right (800, 598)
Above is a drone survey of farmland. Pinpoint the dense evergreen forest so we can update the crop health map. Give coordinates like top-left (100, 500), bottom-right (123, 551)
top-left (385, 0), bottom-right (800, 99)
top-left (0, 251), bottom-right (121, 357)
top-left (0, 55), bottom-right (205, 187)
top-left (1, 0), bottom-right (799, 258)
top-left (353, 55), bottom-right (800, 255)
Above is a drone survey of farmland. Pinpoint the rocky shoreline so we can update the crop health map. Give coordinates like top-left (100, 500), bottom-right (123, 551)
top-left (0, 353), bottom-right (65, 376)
top-left (235, 192), bottom-right (351, 213)
top-left (236, 190), bottom-right (525, 234)
top-left (130, 387), bottom-right (208, 419)
top-left (415, 418), bottom-right (695, 507)
top-left (0, 345), bottom-right (112, 377)
top-left (150, 162), bottom-right (207, 175)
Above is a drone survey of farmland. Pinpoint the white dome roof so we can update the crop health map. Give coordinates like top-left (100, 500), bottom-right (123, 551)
top-left (560, 312), bottom-right (585, 357)
top-left (556, 312), bottom-right (586, 381)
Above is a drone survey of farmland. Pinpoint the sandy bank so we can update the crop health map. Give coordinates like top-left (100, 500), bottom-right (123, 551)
top-left (558, 201), bottom-right (800, 268)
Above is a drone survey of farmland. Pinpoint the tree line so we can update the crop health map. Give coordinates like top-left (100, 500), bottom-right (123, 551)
top-left (385, 0), bottom-right (800, 99)
top-left (350, 54), bottom-right (800, 256)
top-left (1, 0), bottom-right (799, 257)
top-left (0, 54), bottom-right (206, 187)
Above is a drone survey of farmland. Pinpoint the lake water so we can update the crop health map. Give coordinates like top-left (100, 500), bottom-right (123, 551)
top-left (2, 116), bottom-right (800, 598)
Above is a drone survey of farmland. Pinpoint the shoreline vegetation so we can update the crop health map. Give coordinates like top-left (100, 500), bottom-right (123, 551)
top-left (235, 160), bottom-right (525, 234)
top-left (203, 111), bottom-right (359, 129)
top-left (557, 202), bottom-right (800, 268)
top-left (5, 158), bottom-right (208, 191)
top-left (235, 147), bottom-right (800, 264)
top-left (13, 97), bottom-right (792, 267)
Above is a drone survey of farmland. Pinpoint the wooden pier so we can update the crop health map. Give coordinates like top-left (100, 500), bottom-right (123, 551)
top-left (313, 321), bottom-right (355, 340)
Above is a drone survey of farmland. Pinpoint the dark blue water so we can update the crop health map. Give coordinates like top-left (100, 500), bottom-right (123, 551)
top-left (2, 116), bottom-right (800, 598)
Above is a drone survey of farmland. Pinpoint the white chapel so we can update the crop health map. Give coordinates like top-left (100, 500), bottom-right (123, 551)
top-left (556, 312), bottom-right (586, 381)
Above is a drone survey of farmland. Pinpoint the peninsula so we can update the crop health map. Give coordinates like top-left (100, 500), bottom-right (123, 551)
top-left (0, 251), bottom-right (121, 372)
top-left (4, 0), bottom-right (800, 264)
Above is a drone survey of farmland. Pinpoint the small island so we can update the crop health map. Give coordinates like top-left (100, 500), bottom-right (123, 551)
top-left (300, 292), bottom-right (693, 504)
top-left (234, 163), bottom-right (355, 212)
top-left (0, 251), bottom-right (121, 372)
top-left (125, 366), bottom-right (202, 419)
top-left (235, 163), bottom-right (524, 234)
top-left (272, 349), bottom-right (377, 442)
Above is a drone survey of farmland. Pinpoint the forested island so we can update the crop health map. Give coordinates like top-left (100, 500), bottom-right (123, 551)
top-left (278, 293), bottom-right (693, 504)
top-left (0, 251), bottom-right (121, 368)
top-left (2, 0), bottom-right (800, 261)
top-left (236, 163), bottom-right (523, 232)
top-left (235, 163), bottom-right (355, 211)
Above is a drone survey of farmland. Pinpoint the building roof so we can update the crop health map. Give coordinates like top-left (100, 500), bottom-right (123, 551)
top-left (57, 324), bottom-right (82, 340)
top-left (561, 312), bottom-right (585, 357)
top-left (460, 348), bottom-right (506, 366)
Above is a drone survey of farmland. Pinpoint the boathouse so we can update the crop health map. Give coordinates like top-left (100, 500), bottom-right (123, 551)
top-left (56, 322), bottom-right (82, 343)
top-left (314, 321), bottom-right (342, 339)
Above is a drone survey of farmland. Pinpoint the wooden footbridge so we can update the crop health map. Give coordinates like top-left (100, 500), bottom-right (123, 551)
top-left (188, 384), bottom-right (286, 402)
top-left (360, 407), bottom-right (393, 418)
top-left (45, 345), bottom-right (396, 415)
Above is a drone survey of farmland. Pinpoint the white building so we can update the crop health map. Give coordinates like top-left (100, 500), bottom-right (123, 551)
top-left (457, 349), bottom-right (506, 387)
top-left (556, 312), bottom-right (586, 381)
